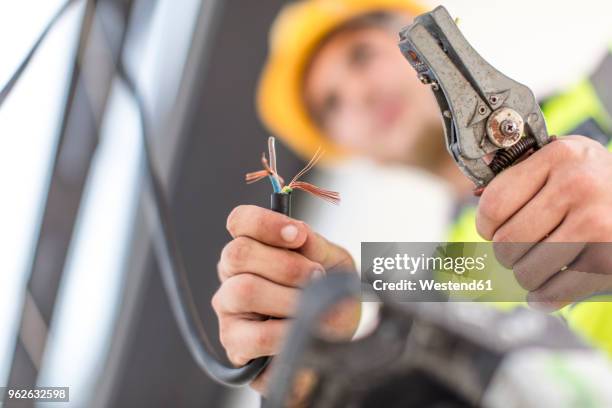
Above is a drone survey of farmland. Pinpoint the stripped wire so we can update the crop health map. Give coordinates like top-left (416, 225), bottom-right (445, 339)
top-left (287, 147), bottom-right (324, 188)
top-left (245, 137), bottom-right (340, 205)
top-left (245, 153), bottom-right (284, 192)
top-left (267, 137), bottom-right (282, 192)
top-left (245, 153), bottom-right (273, 184)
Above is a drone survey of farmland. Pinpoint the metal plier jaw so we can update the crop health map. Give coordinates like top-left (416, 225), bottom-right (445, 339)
top-left (398, 6), bottom-right (551, 187)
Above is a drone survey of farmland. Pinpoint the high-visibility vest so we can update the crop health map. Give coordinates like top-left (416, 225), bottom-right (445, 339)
top-left (448, 51), bottom-right (612, 357)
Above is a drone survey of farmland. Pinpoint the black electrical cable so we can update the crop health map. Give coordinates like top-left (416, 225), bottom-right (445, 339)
top-left (270, 191), bottom-right (291, 216)
top-left (119, 65), bottom-right (272, 386)
top-left (0, 0), bottom-right (269, 386)
top-left (265, 273), bottom-right (360, 408)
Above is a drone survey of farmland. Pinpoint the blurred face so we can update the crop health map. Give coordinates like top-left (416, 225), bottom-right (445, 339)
top-left (304, 24), bottom-right (444, 166)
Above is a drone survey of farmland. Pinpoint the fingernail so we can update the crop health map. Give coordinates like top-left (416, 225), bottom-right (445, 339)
top-left (281, 224), bottom-right (299, 242)
top-left (312, 268), bottom-right (325, 280)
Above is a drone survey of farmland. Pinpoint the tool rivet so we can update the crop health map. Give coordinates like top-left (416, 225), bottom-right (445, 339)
top-left (486, 107), bottom-right (525, 148)
top-left (500, 120), bottom-right (520, 138)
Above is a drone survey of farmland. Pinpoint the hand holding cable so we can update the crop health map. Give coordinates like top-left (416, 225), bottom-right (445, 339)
top-left (0, 0), bottom-right (358, 393)
top-left (213, 138), bottom-right (360, 395)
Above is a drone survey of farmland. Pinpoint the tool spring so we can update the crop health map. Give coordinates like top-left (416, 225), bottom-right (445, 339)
top-left (489, 136), bottom-right (537, 174)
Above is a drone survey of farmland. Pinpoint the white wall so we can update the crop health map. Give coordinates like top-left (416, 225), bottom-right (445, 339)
top-left (429, 0), bottom-right (612, 96)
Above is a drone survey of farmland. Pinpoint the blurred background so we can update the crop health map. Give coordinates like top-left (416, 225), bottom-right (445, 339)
top-left (0, 0), bottom-right (610, 407)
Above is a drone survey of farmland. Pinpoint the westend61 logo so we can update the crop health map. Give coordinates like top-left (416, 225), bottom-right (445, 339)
top-left (371, 253), bottom-right (487, 275)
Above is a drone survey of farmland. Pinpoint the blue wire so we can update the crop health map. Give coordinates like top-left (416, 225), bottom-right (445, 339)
top-left (268, 175), bottom-right (282, 193)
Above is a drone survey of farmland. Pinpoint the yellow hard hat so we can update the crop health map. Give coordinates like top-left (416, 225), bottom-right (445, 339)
top-left (257, 0), bottom-right (426, 162)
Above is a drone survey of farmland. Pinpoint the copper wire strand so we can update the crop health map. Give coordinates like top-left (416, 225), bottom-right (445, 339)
top-left (287, 147), bottom-right (340, 204)
top-left (245, 153), bottom-right (271, 184)
top-left (245, 141), bottom-right (339, 205)
top-left (263, 153), bottom-right (285, 186)
top-left (245, 153), bottom-right (285, 185)
top-left (290, 181), bottom-right (340, 205)
top-left (288, 147), bottom-right (324, 187)
top-left (245, 170), bottom-right (269, 184)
